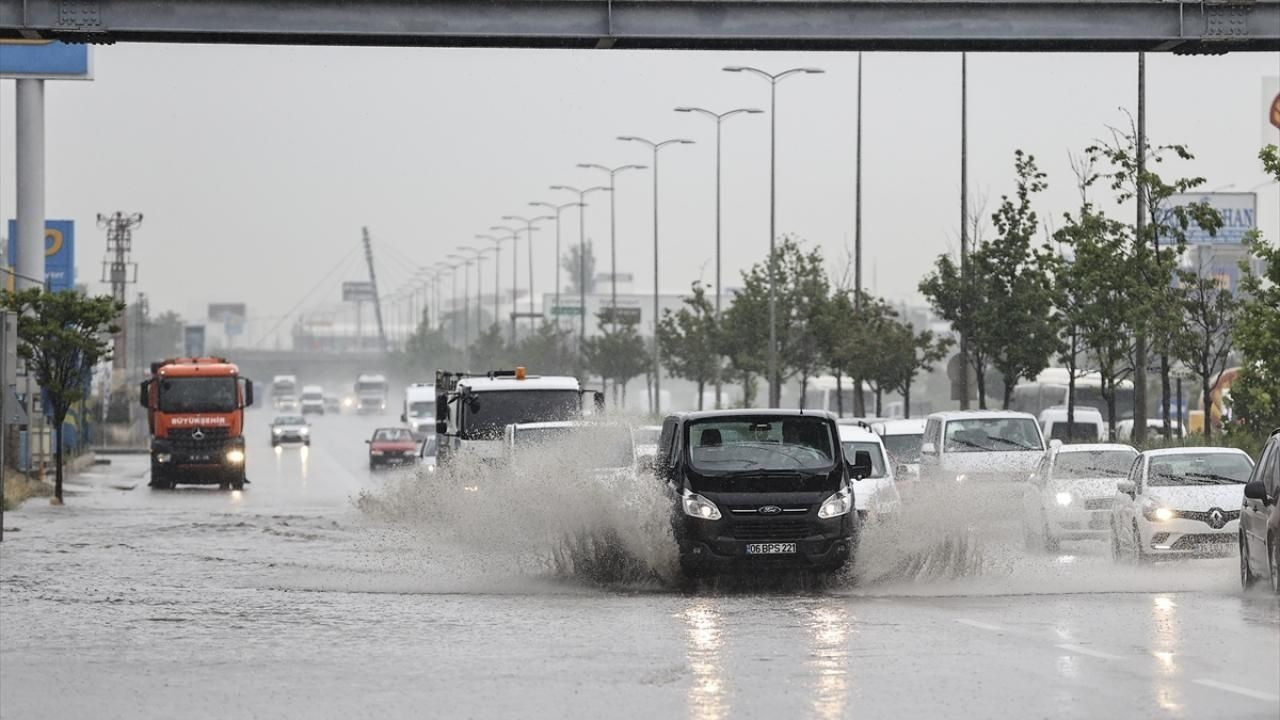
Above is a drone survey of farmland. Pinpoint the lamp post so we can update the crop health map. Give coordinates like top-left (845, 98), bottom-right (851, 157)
top-left (457, 245), bottom-right (492, 340)
top-left (501, 214), bottom-right (554, 320)
top-left (577, 163), bottom-right (647, 322)
top-left (674, 105), bottom-right (763, 409)
top-left (723, 64), bottom-right (825, 408)
top-left (476, 233), bottom-right (506, 332)
top-left (446, 254), bottom-right (473, 350)
top-left (442, 262), bottom-right (462, 347)
top-left (618, 135), bottom-right (694, 417)
top-left (490, 225), bottom-right (521, 342)
top-left (530, 200), bottom-right (584, 321)
top-left (550, 184), bottom-right (610, 354)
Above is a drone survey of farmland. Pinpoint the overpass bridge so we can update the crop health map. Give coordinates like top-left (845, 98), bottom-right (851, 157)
top-left (2, 0), bottom-right (1278, 52)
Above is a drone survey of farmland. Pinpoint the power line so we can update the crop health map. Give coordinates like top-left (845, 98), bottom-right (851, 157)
top-left (251, 243), bottom-right (361, 347)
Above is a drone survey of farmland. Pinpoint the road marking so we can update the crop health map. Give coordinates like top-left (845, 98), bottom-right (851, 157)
top-left (955, 619), bottom-right (1006, 632)
top-left (1193, 679), bottom-right (1280, 702)
top-left (1055, 644), bottom-right (1125, 660)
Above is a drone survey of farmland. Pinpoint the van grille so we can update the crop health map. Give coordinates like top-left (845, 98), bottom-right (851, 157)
top-left (730, 519), bottom-right (813, 542)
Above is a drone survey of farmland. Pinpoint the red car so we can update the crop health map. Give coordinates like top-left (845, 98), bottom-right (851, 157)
top-left (367, 427), bottom-right (418, 469)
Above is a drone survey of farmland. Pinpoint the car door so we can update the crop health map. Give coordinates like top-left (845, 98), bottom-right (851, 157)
top-left (1243, 438), bottom-right (1277, 565)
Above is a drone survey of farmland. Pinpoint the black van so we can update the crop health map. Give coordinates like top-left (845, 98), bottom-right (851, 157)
top-left (654, 410), bottom-right (872, 577)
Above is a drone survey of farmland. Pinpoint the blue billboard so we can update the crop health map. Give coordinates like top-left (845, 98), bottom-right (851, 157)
top-left (7, 219), bottom-right (76, 291)
top-left (0, 40), bottom-right (92, 79)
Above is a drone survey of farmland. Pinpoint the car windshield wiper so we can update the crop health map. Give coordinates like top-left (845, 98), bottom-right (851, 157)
top-left (946, 437), bottom-right (989, 451)
top-left (1183, 472), bottom-right (1242, 485)
top-left (989, 437), bottom-right (1040, 450)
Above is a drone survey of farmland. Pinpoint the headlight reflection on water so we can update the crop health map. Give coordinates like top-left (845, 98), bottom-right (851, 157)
top-left (805, 604), bottom-right (850, 720)
top-left (683, 603), bottom-right (728, 720)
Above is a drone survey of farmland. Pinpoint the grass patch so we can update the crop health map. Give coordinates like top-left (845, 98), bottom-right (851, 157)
top-left (3, 469), bottom-right (51, 510)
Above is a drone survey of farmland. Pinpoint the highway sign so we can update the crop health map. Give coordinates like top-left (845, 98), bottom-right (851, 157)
top-left (550, 306), bottom-right (584, 316)
top-left (599, 306), bottom-right (642, 325)
top-left (343, 281), bottom-right (375, 302)
top-left (6, 219), bottom-right (75, 291)
top-left (0, 40), bottom-right (92, 80)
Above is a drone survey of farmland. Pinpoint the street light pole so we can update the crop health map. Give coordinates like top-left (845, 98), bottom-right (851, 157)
top-left (578, 163), bottom-right (647, 325)
top-left (618, 135), bottom-right (695, 418)
top-left (530, 200), bottom-right (584, 321)
top-left (447, 254), bottom-right (472, 351)
top-left (724, 64), bottom-right (825, 408)
top-left (501, 214), bottom-right (555, 321)
top-left (457, 246), bottom-right (491, 340)
top-left (551, 184), bottom-right (610, 355)
top-left (674, 105), bottom-right (763, 408)
top-left (490, 225), bottom-right (521, 343)
top-left (476, 234), bottom-right (506, 332)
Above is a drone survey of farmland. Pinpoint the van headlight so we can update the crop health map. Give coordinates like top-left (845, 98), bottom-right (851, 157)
top-left (681, 491), bottom-right (721, 520)
top-left (299, 427), bottom-right (309, 435)
top-left (272, 428), bottom-right (283, 435)
top-left (818, 486), bottom-right (853, 519)
top-left (1055, 491), bottom-right (1073, 507)
top-left (226, 449), bottom-right (245, 464)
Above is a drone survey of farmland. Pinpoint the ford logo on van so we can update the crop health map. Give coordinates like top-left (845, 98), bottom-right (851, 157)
top-left (758, 505), bottom-right (782, 515)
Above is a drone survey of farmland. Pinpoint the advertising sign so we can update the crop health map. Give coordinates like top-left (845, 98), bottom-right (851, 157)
top-left (207, 303), bottom-right (246, 337)
top-left (6, 219), bottom-right (75, 291)
top-left (343, 281), bottom-right (375, 302)
top-left (1160, 193), bottom-right (1256, 246)
top-left (598, 306), bottom-right (642, 325)
top-left (0, 40), bottom-right (92, 80)
top-left (183, 325), bottom-right (207, 357)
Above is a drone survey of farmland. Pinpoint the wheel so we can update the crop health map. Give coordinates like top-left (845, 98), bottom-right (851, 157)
top-left (1269, 534), bottom-right (1280, 596)
top-left (1240, 532), bottom-right (1258, 590)
top-left (231, 479), bottom-right (245, 491)
top-left (369, 460), bottom-right (378, 471)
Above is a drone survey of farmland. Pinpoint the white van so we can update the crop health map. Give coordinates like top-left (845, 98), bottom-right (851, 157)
top-left (1038, 406), bottom-right (1105, 443)
top-left (920, 410), bottom-right (1046, 485)
top-left (401, 383), bottom-right (436, 439)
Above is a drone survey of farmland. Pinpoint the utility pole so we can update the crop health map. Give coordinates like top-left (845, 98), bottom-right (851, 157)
top-left (97, 212), bottom-right (142, 371)
top-left (855, 52), bottom-right (864, 311)
top-left (362, 227), bottom-right (388, 353)
top-left (1133, 54), bottom-right (1148, 444)
top-left (958, 53), bottom-right (971, 411)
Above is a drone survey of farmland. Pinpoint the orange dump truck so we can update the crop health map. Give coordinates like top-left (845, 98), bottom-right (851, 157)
top-left (139, 357), bottom-right (255, 490)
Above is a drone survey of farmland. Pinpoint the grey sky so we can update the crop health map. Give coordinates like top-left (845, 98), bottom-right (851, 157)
top-left (2, 46), bottom-right (1277, 346)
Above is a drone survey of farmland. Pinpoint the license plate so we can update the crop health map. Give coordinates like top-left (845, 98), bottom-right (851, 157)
top-left (745, 542), bottom-right (797, 555)
top-left (189, 454), bottom-right (211, 462)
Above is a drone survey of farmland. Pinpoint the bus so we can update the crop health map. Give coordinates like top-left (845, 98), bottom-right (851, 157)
top-left (1009, 368), bottom-right (1134, 422)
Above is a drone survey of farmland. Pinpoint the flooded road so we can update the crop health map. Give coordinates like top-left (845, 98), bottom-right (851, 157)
top-left (2, 407), bottom-right (1278, 719)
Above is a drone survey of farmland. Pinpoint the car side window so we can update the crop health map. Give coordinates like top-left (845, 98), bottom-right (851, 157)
top-left (923, 420), bottom-right (940, 452)
top-left (1264, 437), bottom-right (1280, 495)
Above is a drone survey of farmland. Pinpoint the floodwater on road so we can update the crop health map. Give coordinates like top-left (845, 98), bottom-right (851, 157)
top-left (2, 407), bottom-right (1277, 719)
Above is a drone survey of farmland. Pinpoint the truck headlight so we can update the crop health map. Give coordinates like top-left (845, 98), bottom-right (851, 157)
top-left (272, 428), bottom-right (283, 435)
top-left (156, 453), bottom-right (172, 463)
top-left (681, 491), bottom-right (721, 520)
top-left (226, 449), bottom-right (245, 464)
top-left (371, 450), bottom-right (384, 456)
top-left (299, 427), bottom-right (309, 435)
top-left (818, 487), bottom-right (853, 519)
top-left (1055, 492), bottom-right (1073, 507)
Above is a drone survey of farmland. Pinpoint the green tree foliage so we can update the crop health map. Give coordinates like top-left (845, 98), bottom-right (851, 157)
top-left (884, 323), bottom-right (952, 419)
top-left (1, 289), bottom-right (124, 503)
top-left (468, 324), bottom-right (511, 370)
top-left (561, 240), bottom-right (598, 295)
top-left (657, 282), bottom-right (720, 410)
top-left (583, 318), bottom-right (649, 405)
top-left (1230, 145), bottom-right (1280, 434)
top-left (515, 321), bottom-right (576, 376)
top-left (1174, 269), bottom-right (1237, 439)
top-left (393, 308), bottom-right (459, 378)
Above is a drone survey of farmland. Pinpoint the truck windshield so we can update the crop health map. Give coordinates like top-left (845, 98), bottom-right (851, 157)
top-left (356, 381), bottom-right (386, 393)
top-left (159, 377), bottom-right (237, 413)
top-left (687, 416), bottom-right (836, 474)
top-left (462, 390), bottom-right (580, 439)
top-left (408, 401), bottom-right (435, 418)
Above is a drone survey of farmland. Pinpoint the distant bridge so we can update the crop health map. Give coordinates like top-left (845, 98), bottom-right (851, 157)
top-left (228, 350), bottom-right (408, 392)
top-left (1, 0), bottom-right (1277, 52)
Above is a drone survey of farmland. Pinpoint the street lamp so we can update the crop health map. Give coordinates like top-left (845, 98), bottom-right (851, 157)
top-left (446, 253), bottom-right (473, 350)
top-left (530, 200), bottom-right (585, 318)
top-left (476, 233), bottom-right (507, 331)
top-left (724, 64), bottom-right (825, 408)
top-left (501, 214), bottom-right (554, 320)
top-left (551, 183), bottom-right (610, 354)
top-left (618, 135), bottom-right (695, 417)
top-left (674, 105), bottom-right (763, 409)
top-left (457, 245), bottom-right (492, 341)
top-left (440, 261), bottom-right (462, 347)
top-left (577, 163), bottom-right (647, 319)
top-left (490, 224), bottom-right (521, 342)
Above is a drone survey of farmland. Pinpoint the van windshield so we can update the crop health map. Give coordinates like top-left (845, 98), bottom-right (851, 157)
top-left (687, 417), bottom-right (836, 473)
top-left (408, 401), bottom-right (435, 418)
top-left (944, 418), bottom-right (1043, 452)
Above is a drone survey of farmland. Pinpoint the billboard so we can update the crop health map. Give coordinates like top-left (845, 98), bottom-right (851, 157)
top-left (343, 281), bottom-right (375, 302)
top-left (0, 40), bottom-right (92, 80)
top-left (183, 325), bottom-right (206, 357)
top-left (6, 219), bottom-right (75, 291)
top-left (207, 303), bottom-right (246, 337)
top-left (1161, 193), bottom-right (1256, 246)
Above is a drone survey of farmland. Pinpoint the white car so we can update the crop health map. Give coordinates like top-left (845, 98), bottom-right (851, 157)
top-left (417, 434), bottom-right (438, 473)
top-left (1111, 447), bottom-right (1255, 561)
top-left (838, 424), bottom-right (902, 520)
top-left (300, 384), bottom-right (325, 415)
top-left (274, 394), bottom-right (300, 413)
top-left (1022, 442), bottom-right (1138, 551)
top-left (1116, 418), bottom-right (1187, 441)
top-left (920, 410), bottom-right (1046, 486)
top-left (870, 418), bottom-right (925, 483)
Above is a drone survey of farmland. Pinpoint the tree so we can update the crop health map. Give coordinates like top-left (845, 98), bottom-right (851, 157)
top-left (516, 321), bottom-right (575, 376)
top-left (468, 324), bottom-right (511, 370)
top-left (657, 282), bottom-right (720, 410)
top-left (885, 323), bottom-right (952, 419)
top-left (1174, 267), bottom-right (1237, 439)
top-left (583, 318), bottom-right (649, 407)
top-left (1230, 145), bottom-right (1280, 434)
top-left (561, 240), bottom-right (598, 295)
top-left (920, 251), bottom-right (989, 407)
top-left (1087, 123), bottom-right (1222, 440)
top-left (1, 289), bottom-right (123, 504)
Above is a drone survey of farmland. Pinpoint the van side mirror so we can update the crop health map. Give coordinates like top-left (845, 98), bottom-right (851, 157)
top-left (848, 450), bottom-right (873, 480)
top-left (1049, 439), bottom-right (1063, 450)
top-left (138, 380), bottom-right (150, 409)
top-left (1243, 479), bottom-right (1268, 503)
top-left (920, 442), bottom-right (936, 455)
top-left (400, 413), bottom-right (407, 423)
top-left (1117, 479), bottom-right (1136, 498)
top-left (242, 379), bottom-right (254, 408)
